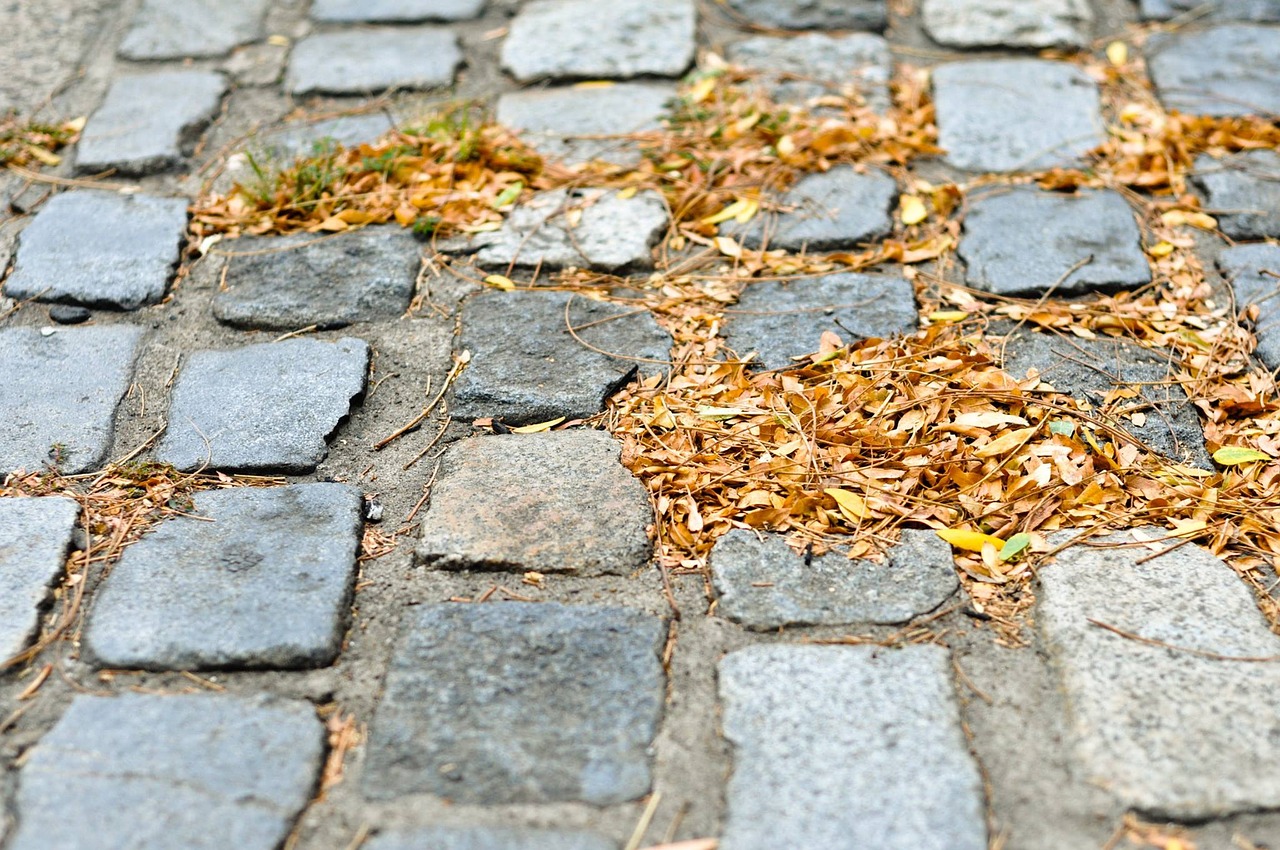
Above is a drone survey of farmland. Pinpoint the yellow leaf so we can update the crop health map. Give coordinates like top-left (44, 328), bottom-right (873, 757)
top-left (1169, 518), bottom-right (1208, 537)
top-left (1106, 41), bottom-right (1128, 66)
top-left (899, 195), bottom-right (927, 226)
top-left (267, 34), bottom-right (290, 47)
top-left (734, 198), bottom-right (759, 223)
top-left (928, 310), bottom-right (969, 322)
top-left (1213, 446), bottom-right (1272, 465)
top-left (483, 274), bottom-right (516, 291)
top-left (702, 199), bottom-right (752, 226)
top-left (573, 80), bottom-right (615, 89)
top-left (616, 185), bottom-right (638, 200)
top-left (511, 416), bottom-right (565, 433)
top-left (714, 236), bottom-right (742, 258)
top-left (337, 209), bottom-right (375, 224)
top-left (317, 216), bottom-right (348, 232)
top-left (24, 145), bottom-right (60, 166)
top-left (1184, 211), bottom-right (1218, 230)
top-left (937, 528), bottom-right (1006, 552)
top-left (974, 426), bottom-right (1037, 458)
top-left (697, 405), bottom-right (746, 420)
top-left (460, 220), bottom-right (503, 233)
top-left (689, 76), bottom-right (718, 104)
top-left (952, 412), bottom-right (1030, 429)
top-left (1148, 241), bottom-right (1175, 257)
top-left (825, 488), bottom-right (870, 522)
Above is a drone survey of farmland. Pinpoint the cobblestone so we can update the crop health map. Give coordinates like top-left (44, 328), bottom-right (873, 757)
top-left (0, 325), bottom-right (145, 475)
top-left (726, 34), bottom-right (891, 112)
top-left (496, 83), bottom-right (674, 166)
top-left (1146, 24), bottom-right (1280, 116)
top-left (288, 28), bottom-right (462, 96)
top-left (251, 114), bottom-right (397, 162)
top-left (730, 167), bottom-right (896, 252)
top-left (718, 645), bottom-right (986, 850)
top-left (310, 0), bottom-right (486, 22)
top-left (922, 0), bottom-right (1093, 48)
top-left (365, 827), bottom-right (615, 850)
top-left (2, 190), bottom-right (188, 310)
top-left (1140, 0), bottom-right (1280, 20)
top-left (119, 0), bottom-right (268, 60)
top-left (364, 602), bottom-right (665, 804)
top-left (1219, 243), bottom-right (1280, 370)
top-left (0, 496), bottom-right (78, 662)
top-left (84, 483), bottom-right (362, 670)
top-left (725, 0), bottom-right (887, 30)
top-left (1192, 149), bottom-right (1280, 239)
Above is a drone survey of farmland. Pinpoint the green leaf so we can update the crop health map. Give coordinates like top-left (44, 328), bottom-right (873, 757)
top-left (1213, 446), bottom-right (1272, 466)
top-left (998, 532), bottom-right (1031, 562)
top-left (492, 181), bottom-right (523, 209)
top-left (1048, 419), bottom-right (1076, 437)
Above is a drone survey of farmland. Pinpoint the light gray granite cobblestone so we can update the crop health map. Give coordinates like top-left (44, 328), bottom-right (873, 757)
top-left (726, 34), bottom-right (891, 111)
top-left (119, 0), bottom-right (268, 60)
top-left (1147, 25), bottom-right (1280, 116)
top-left (1219, 243), bottom-right (1280, 370)
top-left (1192, 150), bottom-right (1280, 239)
top-left (729, 167), bottom-right (896, 252)
top-left (922, 0), bottom-right (1092, 48)
top-left (724, 0), bottom-right (886, 31)
top-left (496, 83), bottom-right (673, 166)
top-left (288, 28), bottom-right (461, 96)
top-left (0, 496), bottom-right (78, 662)
top-left (365, 827), bottom-right (615, 850)
top-left (311, 0), bottom-right (486, 22)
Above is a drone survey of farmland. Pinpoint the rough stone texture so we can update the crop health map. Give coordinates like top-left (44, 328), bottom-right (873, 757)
top-left (157, 337), bottom-right (370, 473)
top-left (0, 326), bottom-right (145, 475)
top-left (0, 497), bottom-right (78, 662)
top-left (3, 190), bottom-right (188, 310)
top-left (213, 228), bottom-right (419, 330)
top-left (76, 71), bottom-right (226, 176)
top-left (711, 529), bottom-right (958, 630)
top-left (84, 484), bottom-right (362, 670)
top-left (722, 272), bottom-right (917, 370)
top-left (477, 189), bottom-right (667, 272)
top-left (1140, 0), bottom-right (1280, 21)
top-left (1038, 531), bottom-right (1280, 819)
top-left (1001, 330), bottom-right (1213, 468)
top-left (1219, 243), bottom-right (1280, 370)
top-left (119, 0), bottom-right (267, 60)
top-left (1146, 25), bottom-right (1280, 117)
top-left (417, 431), bottom-right (652, 576)
top-left (363, 602), bottom-right (665, 804)
top-left (725, 0), bottom-right (887, 31)
top-left (311, 0), bottom-right (486, 22)
top-left (726, 33), bottom-right (891, 111)
top-left (7, 693), bottom-right (324, 850)
top-left (288, 28), bottom-right (461, 96)
top-left (730, 167), bottom-right (896, 252)
top-left (922, 0), bottom-right (1093, 48)
top-left (252, 114), bottom-right (396, 162)
top-left (451, 290), bottom-right (672, 424)
top-left (365, 827), bottom-right (615, 850)
top-left (718, 645), bottom-right (986, 850)
top-left (496, 83), bottom-right (673, 166)
top-left (933, 59), bottom-right (1104, 173)
top-left (501, 0), bottom-right (695, 82)
top-left (959, 188), bottom-right (1151, 297)
top-left (1191, 149), bottom-right (1280, 239)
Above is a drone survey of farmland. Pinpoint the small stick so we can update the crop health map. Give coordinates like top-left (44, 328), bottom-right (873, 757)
top-left (373, 353), bottom-right (469, 450)
top-left (1087, 618), bottom-right (1280, 662)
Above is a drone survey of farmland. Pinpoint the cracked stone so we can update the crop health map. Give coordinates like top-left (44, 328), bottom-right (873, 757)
top-left (364, 602), bottom-right (665, 804)
top-left (3, 190), bottom-right (188, 310)
top-left (959, 187), bottom-right (1151, 297)
top-left (1146, 24), bottom-right (1280, 116)
top-left (724, 0), bottom-right (887, 30)
top-left (311, 0), bottom-right (486, 22)
top-left (1140, 0), bottom-right (1280, 21)
top-left (922, 0), bottom-right (1092, 48)
top-left (365, 828), bottom-right (613, 850)
top-left (496, 83), bottom-right (673, 166)
top-left (451, 289), bottom-right (672, 424)
top-left (157, 337), bottom-right (370, 473)
top-left (119, 0), bottom-right (268, 60)
top-left (0, 497), bottom-right (78, 662)
top-left (727, 33), bottom-right (891, 112)
top-left (1219, 243), bottom-right (1280, 370)
top-left (416, 430), bottom-right (652, 575)
top-left (933, 59), bottom-right (1104, 172)
top-left (7, 693), bottom-right (324, 850)
top-left (0, 326), bottom-right (145, 475)
top-left (288, 28), bottom-right (461, 96)
top-left (84, 484), bottom-right (362, 671)
top-left (727, 167), bottom-right (896, 252)
top-left (1191, 149), bottom-right (1280, 240)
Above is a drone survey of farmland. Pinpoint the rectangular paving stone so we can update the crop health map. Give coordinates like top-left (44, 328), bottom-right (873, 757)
top-left (496, 83), bottom-right (674, 166)
top-left (1146, 25), bottom-right (1280, 116)
top-left (76, 70), bottom-right (226, 176)
top-left (1141, 0), bottom-right (1280, 21)
top-left (363, 602), bottom-right (665, 804)
top-left (157, 337), bottom-right (369, 473)
top-left (501, 0), bottom-right (695, 82)
top-left (718, 644), bottom-right (986, 850)
top-left (922, 0), bottom-right (1092, 48)
top-left (288, 27), bottom-right (461, 96)
top-left (84, 483), bottom-right (362, 671)
top-left (311, 0), bottom-right (486, 22)
top-left (727, 33), bottom-right (891, 112)
top-left (252, 114), bottom-right (397, 162)
top-left (213, 227), bottom-right (419, 330)
top-left (1192, 149), bottom-right (1280, 239)
top-left (722, 272), bottom-right (917, 371)
top-left (7, 693), bottom-right (323, 850)
top-left (730, 166), bottom-right (896, 252)
top-left (725, 0), bottom-right (886, 30)
top-left (365, 827), bottom-right (614, 850)
top-left (0, 496), bottom-right (78, 662)
top-left (1219, 243), bottom-right (1280, 370)
top-left (0, 326), bottom-right (145, 475)
top-left (451, 289), bottom-right (671, 424)
top-left (417, 430), bottom-right (652, 576)
top-left (711, 529), bottom-right (958, 630)
top-left (933, 59), bottom-right (1104, 173)
top-left (959, 187), bottom-right (1151, 297)
top-left (1038, 530), bottom-right (1280, 819)
top-left (119, 0), bottom-right (268, 60)
top-left (3, 190), bottom-right (188, 310)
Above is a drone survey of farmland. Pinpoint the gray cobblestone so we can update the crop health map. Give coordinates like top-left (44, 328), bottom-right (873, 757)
top-left (1191, 149), bottom-right (1280, 239)
top-left (0, 496), bottom-right (78, 662)
top-left (726, 34), bottom-right (891, 112)
top-left (288, 28), bottom-right (461, 96)
top-left (1219, 243), bottom-right (1280, 370)
top-left (251, 114), bottom-right (396, 162)
top-left (496, 84), bottom-right (673, 166)
top-left (922, 0), bottom-right (1093, 48)
top-left (365, 827), bottom-right (616, 850)
top-left (119, 0), bottom-right (268, 60)
top-left (1140, 0), bottom-right (1280, 21)
top-left (730, 167), bottom-right (896, 252)
top-left (311, 0), bottom-right (486, 22)
top-left (1147, 24), bottom-right (1280, 116)
top-left (724, 0), bottom-right (886, 31)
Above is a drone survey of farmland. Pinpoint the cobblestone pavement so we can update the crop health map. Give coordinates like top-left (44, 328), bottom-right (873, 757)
top-left (2, 0), bottom-right (1280, 848)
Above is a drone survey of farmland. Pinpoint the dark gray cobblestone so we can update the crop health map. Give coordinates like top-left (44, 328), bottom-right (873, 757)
top-left (1140, 0), bottom-right (1280, 21)
top-left (0, 496), bottom-right (78, 662)
top-left (730, 166), bottom-right (896, 252)
top-left (310, 0), bottom-right (486, 23)
top-left (1192, 149), bottom-right (1280, 239)
top-left (1219, 243), bottom-right (1280, 370)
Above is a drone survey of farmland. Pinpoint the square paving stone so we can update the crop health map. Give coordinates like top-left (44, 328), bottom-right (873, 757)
top-left (496, 83), bottom-right (674, 166)
top-left (288, 27), bottom-right (461, 96)
top-left (1141, 0), bottom-right (1280, 21)
top-left (501, 0), bottom-right (695, 82)
top-left (83, 483), bottom-right (362, 671)
top-left (1038, 530), bottom-right (1280, 819)
top-left (933, 59), bottom-right (1105, 173)
top-left (363, 602), bottom-right (665, 804)
top-left (6, 693), bottom-right (324, 850)
top-left (959, 187), bottom-right (1151, 297)
top-left (76, 70), bottom-right (227, 176)
top-left (1219, 243), bottom-right (1280, 370)
top-left (0, 326), bottom-right (145, 475)
top-left (213, 227), bottom-right (419, 330)
top-left (1146, 25), bottom-right (1280, 116)
top-left (727, 33), bottom-right (891, 112)
top-left (711, 528), bottom-right (958, 630)
top-left (416, 430), bottom-right (652, 576)
top-left (476, 188), bottom-right (668, 272)
top-left (3, 190), bottom-right (188, 310)
top-left (727, 166), bottom-right (896, 252)
top-left (718, 644), bottom-right (986, 850)
top-left (451, 289), bottom-right (672, 424)
top-left (1000, 330), bottom-right (1212, 468)
top-left (724, 0), bottom-right (887, 30)
top-left (311, 0), bottom-right (486, 22)
top-left (1191, 149), bottom-right (1280, 239)
top-left (252, 114), bottom-right (397, 162)
top-left (157, 337), bottom-right (369, 473)
top-left (922, 0), bottom-right (1092, 48)
top-left (119, 0), bottom-right (268, 60)
top-left (0, 496), bottom-right (78, 662)
top-left (365, 827), bottom-right (614, 850)
top-left (722, 272), bottom-right (917, 371)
